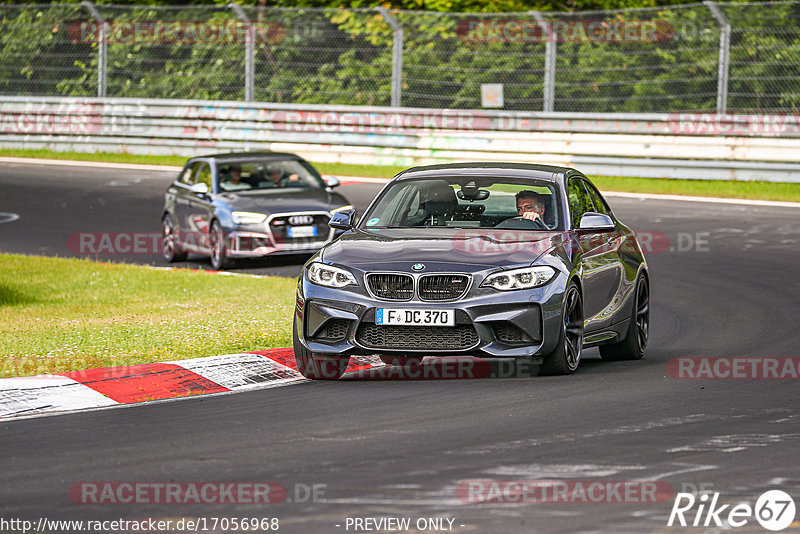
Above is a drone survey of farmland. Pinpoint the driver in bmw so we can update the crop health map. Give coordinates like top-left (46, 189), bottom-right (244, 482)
top-left (515, 190), bottom-right (546, 223)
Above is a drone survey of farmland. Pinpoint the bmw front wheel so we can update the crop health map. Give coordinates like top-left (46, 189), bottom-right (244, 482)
top-left (541, 282), bottom-right (584, 375)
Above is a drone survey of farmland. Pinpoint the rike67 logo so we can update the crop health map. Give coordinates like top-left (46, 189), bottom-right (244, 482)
top-left (668, 490), bottom-right (795, 531)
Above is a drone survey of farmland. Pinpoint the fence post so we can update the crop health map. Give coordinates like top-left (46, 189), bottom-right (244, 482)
top-left (81, 1), bottom-right (106, 98)
top-left (531, 11), bottom-right (555, 113)
top-left (377, 6), bottom-right (403, 107)
top-left (230, 3), bottom-right (255, 102)
top-left (704, 1), bottom-right (730, 114)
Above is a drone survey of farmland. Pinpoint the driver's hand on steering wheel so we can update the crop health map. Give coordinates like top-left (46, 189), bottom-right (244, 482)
top-left (520, 211), bottom-right (542, 222)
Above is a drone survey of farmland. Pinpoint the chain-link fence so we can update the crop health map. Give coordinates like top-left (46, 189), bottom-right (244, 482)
top-left (1, 2), bottom-right (799, 113)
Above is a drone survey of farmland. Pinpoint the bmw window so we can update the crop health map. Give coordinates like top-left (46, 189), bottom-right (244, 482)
top-left (362, 178), bottom-right (561, 230)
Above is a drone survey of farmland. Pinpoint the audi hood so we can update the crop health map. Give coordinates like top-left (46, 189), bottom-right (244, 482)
top-left (217, 187), bottom-right (349, 214)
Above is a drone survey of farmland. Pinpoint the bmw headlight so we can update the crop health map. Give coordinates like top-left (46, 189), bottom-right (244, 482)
top-left (231, 211), bottom-right (267, 225)
top-left (307, 262), bottom-right (357, 288)
top-left (481, 266), bottom-right (556, 291)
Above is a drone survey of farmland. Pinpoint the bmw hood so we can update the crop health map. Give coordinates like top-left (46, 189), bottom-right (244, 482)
top-left (217, 188), bottom-right (349, 214)
top-left (321, 228), bottom-right (569, 271)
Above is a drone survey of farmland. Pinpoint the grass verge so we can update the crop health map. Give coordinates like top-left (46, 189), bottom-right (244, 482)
top-left (2, 148), bottom-right (800, 202)
top-left (0, 254), bottom-right (295, 378)
top-left (0, 148), bottom-right (188, 168)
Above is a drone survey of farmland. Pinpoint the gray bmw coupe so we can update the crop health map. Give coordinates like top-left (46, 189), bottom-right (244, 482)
top-left (293, 163), bottom-right (650, 379)
top-left (162, 152), bottom-right (352, 269)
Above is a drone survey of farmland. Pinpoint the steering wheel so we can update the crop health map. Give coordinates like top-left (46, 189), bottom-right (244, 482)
top-left (495, 216), bottom-right (548, 230)
top-left (518, 216), bottom-right (548, 230)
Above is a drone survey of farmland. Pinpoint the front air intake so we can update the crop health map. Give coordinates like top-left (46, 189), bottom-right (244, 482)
top-left (366, 273), bottom-right (414, 300)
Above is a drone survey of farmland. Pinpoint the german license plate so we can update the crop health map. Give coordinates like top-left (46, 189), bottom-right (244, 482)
top-left (287, 225), bottom-right (318, 238)
top-left (376, 308), bottom-right (455, 326)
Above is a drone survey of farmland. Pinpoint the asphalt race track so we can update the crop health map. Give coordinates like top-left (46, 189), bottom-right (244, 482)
top-left (1, 161), bottom-right (800, 533)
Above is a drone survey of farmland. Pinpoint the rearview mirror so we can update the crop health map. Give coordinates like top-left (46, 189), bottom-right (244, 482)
top-left (578, 212), bottom-right (614, 231)
top-left (458, 181), bottom-right (490, 201)
top-left (329, 208), bottom-right (356, 230)
top-left (324, 176), bottom-right (340, 190)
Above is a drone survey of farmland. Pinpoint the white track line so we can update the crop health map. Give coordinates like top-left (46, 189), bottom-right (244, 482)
top-left (603, 190), bottom-right (800, 208)
top-left (0, 156), bottom-right (181, 172)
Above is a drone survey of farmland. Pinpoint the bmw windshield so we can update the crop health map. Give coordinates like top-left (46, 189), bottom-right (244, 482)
top-left (360, 177), bottom-right (562, 231)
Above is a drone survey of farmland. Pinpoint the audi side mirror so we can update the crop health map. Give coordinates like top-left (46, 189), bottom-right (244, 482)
top-left (324, 176), bottom-right (341, 191)
top-left (190, 183), bottom-right (209, 196)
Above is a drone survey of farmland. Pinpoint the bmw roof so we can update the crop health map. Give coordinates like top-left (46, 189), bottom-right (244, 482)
top-left (392, 162), bottom-right (579, 182)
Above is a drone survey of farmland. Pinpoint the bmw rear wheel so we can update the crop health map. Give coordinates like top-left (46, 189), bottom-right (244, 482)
top-left (541, 282), bottom-right (584, 375)
top-left (293, 316), bottom-right (350, 380)
top-left (600, 274), bottom-right (649, 361)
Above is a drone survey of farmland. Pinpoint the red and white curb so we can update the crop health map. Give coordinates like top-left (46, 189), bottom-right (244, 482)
top-left (0, 349), bottom-right (385, 420)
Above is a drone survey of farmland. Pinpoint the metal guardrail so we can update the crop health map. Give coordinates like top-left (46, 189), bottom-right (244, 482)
top-left (1, 97), bottom-right (800, 182)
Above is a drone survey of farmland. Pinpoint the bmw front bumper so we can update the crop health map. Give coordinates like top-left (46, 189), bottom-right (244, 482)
top-left (295, 272), bottom-right (568, 361)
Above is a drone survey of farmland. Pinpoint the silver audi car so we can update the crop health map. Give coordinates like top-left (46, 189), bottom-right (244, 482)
top-left (162, 152), bottom-right (352, 269)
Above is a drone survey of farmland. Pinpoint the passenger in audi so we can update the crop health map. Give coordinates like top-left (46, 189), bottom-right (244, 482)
top-left (219, 164), bottom-right (251, 191)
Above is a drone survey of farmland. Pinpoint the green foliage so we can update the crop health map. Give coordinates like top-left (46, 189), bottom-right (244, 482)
top-left (1, 2), bottom-right (798, 112)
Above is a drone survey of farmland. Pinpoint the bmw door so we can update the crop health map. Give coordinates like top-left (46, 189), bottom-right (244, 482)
top-left (568, 175), bottom-right (622, 332)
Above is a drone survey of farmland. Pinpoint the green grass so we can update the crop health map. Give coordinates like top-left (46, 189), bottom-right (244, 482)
top-left (0, 254), bottom-right (295, 378)
top-left (312, 161), bottom-right (406, 178)
top-left (0, 148), bottom-right (188, 167)
top-left (2, 147), bottom-right (800, 202)
top-left (589, 175), bottom-right (800, 203)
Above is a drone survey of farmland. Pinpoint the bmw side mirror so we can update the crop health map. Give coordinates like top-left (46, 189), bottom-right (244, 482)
top-left (329, 208), bottom-right (355, 230)
top-left (579, 212), bottom-right (615, 231)
top-left (191, 183), bottom-right (209, 196)
top-left (324, 176), bottom-right (340, 190)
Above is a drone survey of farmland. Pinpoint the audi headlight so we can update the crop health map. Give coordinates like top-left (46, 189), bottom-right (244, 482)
top-left (307, 262), bottom-right (356, 288)
top-left (232, 211), bottom-right (267, 225)
top-left (481, 266), bottom-right (556, 291)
